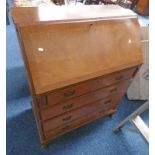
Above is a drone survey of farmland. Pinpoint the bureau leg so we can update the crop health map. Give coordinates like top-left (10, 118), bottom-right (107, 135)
top-left (108, 114), bottom-right (113, 118)
top-left (41, 142), bottom-right (48, 149)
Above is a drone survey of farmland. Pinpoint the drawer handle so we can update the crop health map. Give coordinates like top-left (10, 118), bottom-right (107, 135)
top-left (63, 104), bottom-right (74, 110)
top-left (104, 100), bottom-right (111, 105)
top-left (115, 75), bottom-right (124, 80)
top-left (99, 109), bottom-right (105, 113)
top-left (62, 115), bottom-right (72, 121)
top-left (61, 125), bottom-right (70, 131)
top-left (64, 90), bottom-right (75, 97)
top-left (110, 87), bottom-right (117, 93)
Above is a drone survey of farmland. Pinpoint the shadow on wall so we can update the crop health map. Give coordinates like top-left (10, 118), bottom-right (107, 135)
top-left (6, 66), bottom-right (30, 101)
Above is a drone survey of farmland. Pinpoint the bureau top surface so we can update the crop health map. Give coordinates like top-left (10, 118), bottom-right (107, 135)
top-left (11, 5), bottom-right (137, 26)
top-left (11, 6), bottom-right (143, 95)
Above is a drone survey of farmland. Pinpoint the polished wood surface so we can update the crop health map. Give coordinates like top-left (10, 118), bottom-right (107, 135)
top-left (44, 109), bottom-right (116, 140)
top-left (17, 17), bottom-right (142, 95)
top-left (41, 80), bottom-right (131, 120)
top-left (11, 6), bottom-right (143, 147)
top-left (38, 67), bottom-right (136, 107)
top-left (135, 0), bottom-right (149, 16)
top-left (43, 93), bottom-right (122, 132)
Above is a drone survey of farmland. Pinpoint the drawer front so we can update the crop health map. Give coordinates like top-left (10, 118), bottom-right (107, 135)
top-left (96, 94), bottom-right (123, 114)
top-left (46, 80), bottom-right (93, 107)
top-left (39, 67), bottom-right (136, 108)
top-left (40, 80), bottom-right (130, 120)
top-left (42, 93), bottom-right (123, 132)
top-left (42, 103), bottom-right (94, 132)
top-left (44, 110), bottom-right (99, 140)
top-left (44, 94), bottom-right (123, 140)
top-left (92, 67), bottom-right (137, 90)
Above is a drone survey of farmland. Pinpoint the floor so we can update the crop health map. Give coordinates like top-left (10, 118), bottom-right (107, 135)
top-left (6, 2), bottom-right (149, 155)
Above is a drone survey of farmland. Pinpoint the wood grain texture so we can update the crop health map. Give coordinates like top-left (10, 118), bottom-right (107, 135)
top-left (19, 18), bottom-right (142, 95)
top-left (44, 108), bottom-right (117, 141)
top-left (40, 67), bottom-right (136, 107)
top-left (40, 80), bottom-right (131, 120)
top-left (43, 93), bottom-right (122, 132)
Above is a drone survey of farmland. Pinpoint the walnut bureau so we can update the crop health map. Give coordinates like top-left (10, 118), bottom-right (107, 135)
top-left (11, 5), bottom-right (143, 147)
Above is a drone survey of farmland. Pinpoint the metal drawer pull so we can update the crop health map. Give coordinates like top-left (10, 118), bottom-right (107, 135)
top-left (63, 104), bottom-right (74, 110)
top-left (99, 109), bottom-right (105, 113)
top-left (64, 90), bottom-right (75, 97)
top-left (104, 100), bottom-right (111, 104)
top-left (62, 115), bottom-right (72, 121)
top-left (115, 75), bottom-right (124, 80)
top-left (61, 125), bottom-right (70, 131)
top-left (110, 87), bottom-right (117, 93)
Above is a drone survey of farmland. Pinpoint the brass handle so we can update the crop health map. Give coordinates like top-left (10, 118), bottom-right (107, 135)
top-left (63, 104), bottom-right (74, 110)
top-left (64, 90), bottom-right (75, 97)
top-left (115, 75), bottom-right (124, 80)
top-left (62, 115), bottom-right (72, 121)
top-left (99, 109), bottom-right (105, 113)
top-left (61, 125), bottom-right (70, 131)
top-left (110, 87), bottom-right (117, 93)
top-left (104, 100), bottom-right (111, 105)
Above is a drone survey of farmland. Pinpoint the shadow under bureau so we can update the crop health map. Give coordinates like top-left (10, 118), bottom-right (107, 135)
top-left (11, 5), bottom-right (143, 147)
